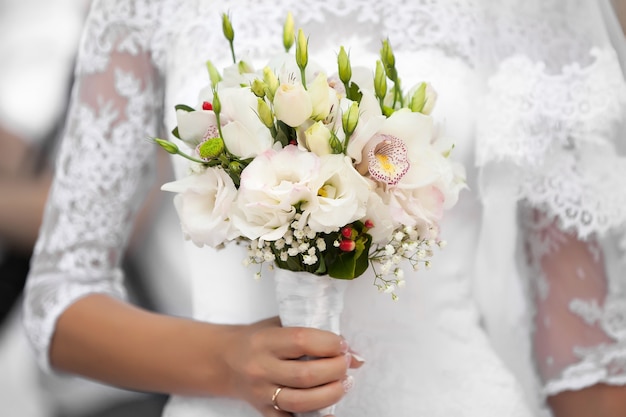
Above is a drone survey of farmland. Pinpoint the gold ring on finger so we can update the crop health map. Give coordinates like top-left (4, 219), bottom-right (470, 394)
top-left (271, 386), bottom-right (285, 412)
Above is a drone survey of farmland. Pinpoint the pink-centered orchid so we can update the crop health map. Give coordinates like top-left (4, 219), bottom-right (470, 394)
top-left (367, 134), bottom-right (410, 186)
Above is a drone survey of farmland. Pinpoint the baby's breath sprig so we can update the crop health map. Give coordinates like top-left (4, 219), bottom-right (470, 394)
top-left (243, 213), bottom-right (330, 279)
top-left (368, 225), bottom-right (445, 300)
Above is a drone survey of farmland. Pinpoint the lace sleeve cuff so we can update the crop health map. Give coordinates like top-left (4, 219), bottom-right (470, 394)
top-left (22, 271), bottom-right (127, 373)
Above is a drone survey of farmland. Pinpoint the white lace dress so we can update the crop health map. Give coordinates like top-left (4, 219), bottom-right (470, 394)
top-left (23, 1), bottom-right (626, 416)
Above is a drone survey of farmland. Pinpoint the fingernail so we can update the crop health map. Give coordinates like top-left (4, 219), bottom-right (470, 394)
top-left (351, 352), bottom-right (366, 364)
top-left (339, 338), bottom-right (349, 353)
top-left (344, 352), bottom-right (352, 367)
top-left (342, 375), bottom-right (354, 392)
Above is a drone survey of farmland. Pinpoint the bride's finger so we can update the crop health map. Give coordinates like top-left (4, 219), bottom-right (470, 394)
top-left (272, 353), bottom-right (350, 389)
top-left (270, 376), bottom-right (353, 414)
top-left (267, 327), bottom-right (348, 359)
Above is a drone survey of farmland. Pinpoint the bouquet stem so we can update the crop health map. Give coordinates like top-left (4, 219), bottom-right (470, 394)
top-left (274, 268), bottom-right (349, 417)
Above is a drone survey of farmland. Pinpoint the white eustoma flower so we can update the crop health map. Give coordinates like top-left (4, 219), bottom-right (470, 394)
top-left (308, 72), bottom-right (331, 121)
top-left (161, 167), bottom-right (238, 248)
top-left (273, 81), bottom-right (312, 127)
top-left (386, 184), bottom-right (445, 228)
top-left (220, 59), bottom-right (260, 88)
top-left (303, 154), bottom-right (371, 234)
top-left (232, 145), bottom-right (319, 241)
top-left (302, 121), bottom-right (332, 156)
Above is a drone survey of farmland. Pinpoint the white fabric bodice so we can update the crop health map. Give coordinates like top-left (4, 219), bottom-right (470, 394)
top-left (23, 1), bottom-right (626, 416)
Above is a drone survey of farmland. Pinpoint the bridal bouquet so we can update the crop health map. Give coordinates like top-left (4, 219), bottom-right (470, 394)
top-left (154, 12), bottom-right (465, 416)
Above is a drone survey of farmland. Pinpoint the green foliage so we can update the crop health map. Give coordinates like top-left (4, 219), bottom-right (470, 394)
top-left (174, 104), bottom-right (195, 112)
top-left (275, 120), bottom-right (297, 147)
top-left (345, 82), bottom-right (363, 103)
top-left (323, 221), bottom-right (372, 280)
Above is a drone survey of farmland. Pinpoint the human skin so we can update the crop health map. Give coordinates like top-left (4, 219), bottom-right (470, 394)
top-left (50, 294), bottom-right (362, 417)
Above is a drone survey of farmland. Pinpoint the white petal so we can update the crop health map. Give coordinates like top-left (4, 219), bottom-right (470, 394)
top-left (176, 110), bottom-right (216, 147)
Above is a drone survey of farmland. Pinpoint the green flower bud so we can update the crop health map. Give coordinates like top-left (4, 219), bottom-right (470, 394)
top-left (212, 91), bottom-right (222, 114)
top-left (198, 137), bottom-right (225, 160)
top-left (228, 160), bottom-right (243, 175)
top-left (374, 60), bottom-right (387, 101)
top-left (263, 66), bottom-right (279, 101)
top-left (283, 12), bottom-right (295, 52)
top-left (250, 79), bottom-right (266, 98)
top-left (380, 39), bottom-right (395, 69)
top-left (257, 98), bottom-right (274, 129)
top-left (154, 138), bottom-right (179, 154)
top-left (238, 60), bottom-right (254, 74)
top-left (295, 29), bottom-right (308, 72)
top-left (410, 82), bottom-right (427, 113)
top-left (329, 132), bottom-right (343, 154)
top-left (380, 39), bottom-right (398, 82)
top-left (342, 101), bottom-right (359, 135)
top-left (222, 13), bottom-right (235, 42)
top-left (206, 60), bottom-right (222, 87)
top-left (337, 46), bottom-right (352, 85)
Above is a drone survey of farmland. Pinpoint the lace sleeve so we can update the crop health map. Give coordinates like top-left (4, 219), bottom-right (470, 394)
top-left (523, 210), bottom-right (626, 395)
top-left (22, 0), bottom-right (163, 372)
top-left (475, 0), bottom-right (626, 399)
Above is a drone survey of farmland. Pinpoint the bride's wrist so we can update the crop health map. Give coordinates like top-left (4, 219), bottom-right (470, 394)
top-left (195, 322), bottom-right (244, 398)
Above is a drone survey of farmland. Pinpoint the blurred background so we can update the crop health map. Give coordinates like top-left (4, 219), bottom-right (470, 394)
top-left (0, 0), bottom-right (190, 416)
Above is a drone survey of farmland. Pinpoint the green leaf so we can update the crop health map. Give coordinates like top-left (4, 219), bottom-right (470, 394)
top-left (174, 104), bottom-right (196, 112)
top-left (275, 120), bottom-right (297, 147)
top-left (171, 126), bottom-right (181, 139)
top-left (314, 255), bottom-right (327, 275)
top-left (346, 82), bottom-right (363, 103)
top-left (324, 233), bottom-right (372, 280)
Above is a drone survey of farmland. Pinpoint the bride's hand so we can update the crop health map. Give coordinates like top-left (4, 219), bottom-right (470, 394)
top-left (222, 316), bottom-right (360, 416)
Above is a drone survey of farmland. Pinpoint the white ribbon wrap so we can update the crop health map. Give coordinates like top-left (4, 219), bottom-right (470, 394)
top-left (274, 268), bottom-right (349, 417)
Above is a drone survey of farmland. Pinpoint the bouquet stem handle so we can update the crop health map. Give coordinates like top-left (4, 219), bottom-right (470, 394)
top-left (274, 269), bottom-right (349, 417)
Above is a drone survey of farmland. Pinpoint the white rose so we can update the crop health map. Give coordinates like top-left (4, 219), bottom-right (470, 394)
top-left (219, 87), bottom-right (274, 159)
top-left (302, 121), bottom-right (332, 156)
top-left (273, 81), bottom-right (312, 127)
top-left (232, 145), bottom-right (319, 241)
top-left (161, 167), bottom-right (238, 247)
top-left (303, 154), bottom-right (371, 234)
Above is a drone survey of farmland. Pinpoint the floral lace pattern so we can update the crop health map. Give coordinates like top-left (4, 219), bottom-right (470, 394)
top-left (23, 0), bottom-right (163, 370)
top-left (522, 209), bottom-right (626, 396)
top-left (478, 48), bottom-right (626, 238)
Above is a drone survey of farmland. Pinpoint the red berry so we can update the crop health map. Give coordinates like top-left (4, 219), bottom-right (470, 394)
top-left (364, 219), bottom-right (374, 229)
top-left (341, 227), bottom-right (352, 238)
top-left (202, 101), bottom-right (213, 111)
top-left (339, 239), bottom-right (356, 252)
